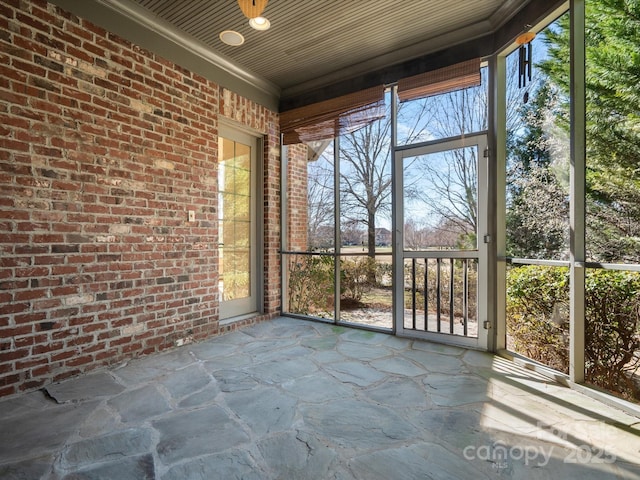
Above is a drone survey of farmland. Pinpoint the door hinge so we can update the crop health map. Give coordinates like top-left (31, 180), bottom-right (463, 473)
top-left (483, 234), bottom-right (491, 243)
top-left (483, 320), bottom-right (492, 330)
top-left (483, 147), bottom-right (490, 158)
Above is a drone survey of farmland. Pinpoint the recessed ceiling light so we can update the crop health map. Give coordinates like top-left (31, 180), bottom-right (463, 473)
top-left (219, 30), bottom-right (245, 46)
top-left (249, 16), bottom-right (270, 31)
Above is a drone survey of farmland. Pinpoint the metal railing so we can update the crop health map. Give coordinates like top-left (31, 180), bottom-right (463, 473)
top-left (404, 256), bottom-right (478, 337)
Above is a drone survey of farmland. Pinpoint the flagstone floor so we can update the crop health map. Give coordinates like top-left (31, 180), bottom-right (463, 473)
top-left (0, 317), bottom-right (639, 479)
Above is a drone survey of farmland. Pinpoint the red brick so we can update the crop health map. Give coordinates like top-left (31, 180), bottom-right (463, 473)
top-left (109, 335), bottom-right (131, 347)
top-left (0, 0), bottom-right (280, 399)
top-left (31, 5), bottom-right (63, 29)
top-left (0, 374), bottom-right (21, 387)
top-left (29, 364), bottom-right (51, 377)
top-left (1, 325), bottom-right (33, 338)
top-left (66, 22), bottom-right (92, 41)
top-left (66, 334), bottom-right (95, 347)
top-left (52, 369), bottom-right (80, 383)
top-left (0, 385), bottom-right (17, 396)
top-left (32, 341), bottom-right (64, 355)
top-left (49, 286), bottom-right (80, 296)
top-left (14, 289), bottom-right (46, 301)
top-left (15, 356), bottom-right (42, 369)
top-left (0, 302), bottom-right (29, 314)
top-left (15, 267), bottom-right (50, 277)
top-left (94, 348), bottom-right (118, 361)
top-left (0, 349), bottom-right (29, 363)
top-left (82, 341), bottom-right (106, 354)
top-left (50, 350), bottom-right (75, 362)
top-left (16, 12), bottom-right (50, 34)
top-left (13, 35), bottom-right (48, 56)
top-left (19, 378), bottom-right (47, 391)
top-left (65, 354), bottom-right (94, 367)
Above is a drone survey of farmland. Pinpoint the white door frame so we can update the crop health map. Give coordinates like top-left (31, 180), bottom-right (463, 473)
top-left (218, 125), bottom-right (261, 321)
top-left (393, 132), bottom-right (489, 350)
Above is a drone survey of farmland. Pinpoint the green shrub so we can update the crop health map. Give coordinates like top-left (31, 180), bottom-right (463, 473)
top-left (585, 270), bottom-right (640, 397)
top-left (506, 265), bottom-right (570, 373)
top-left (288, 255), bottom-right (392, 314)
top-left (340, 256), bottom-right (376, 303)
top-left (287, 255), bottom-right (334, 315)
top-left (507, 265), bottom-right (640, 401)
top-left (375, 261), bottom-right (393, 287)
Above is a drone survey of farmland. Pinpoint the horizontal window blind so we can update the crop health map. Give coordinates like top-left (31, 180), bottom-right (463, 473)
top-left (280, 86), bottom-right (385, 145)
top-left (279, 59), bottom-right (481, 145)
top-left (397, 58), bottom-right (481, 102)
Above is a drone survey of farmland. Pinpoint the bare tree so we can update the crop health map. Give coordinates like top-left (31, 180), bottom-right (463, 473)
top-left (339, 118), bottom-right (392, 258)
top-left (405, 72), bottom-right (489, 240)
top-left (341, 219), bottom-right (365, 246)
top-left (307, 154), bottom-right (335, 249)
top-left (404, 218), bottom-right (428, 250)
top-left (406, 64), bottom-right (528, 242)
top-left (413, 147), bottom-right (479, 236)
top-left (339, 97), bottom-right (437, 258)
top-left (310, 69), bottom-right (509, 255)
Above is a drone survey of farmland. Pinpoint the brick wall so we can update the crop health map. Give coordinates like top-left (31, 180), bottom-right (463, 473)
top-left (287, 143), bottom-right (308, 251)
top-left (0, 0), bottom-right (280, 397)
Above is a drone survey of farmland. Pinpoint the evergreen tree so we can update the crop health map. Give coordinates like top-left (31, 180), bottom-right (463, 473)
top-left (506, 83), bottom-right (570, 259)
top-left (542, 0), bottom-right (640, 262)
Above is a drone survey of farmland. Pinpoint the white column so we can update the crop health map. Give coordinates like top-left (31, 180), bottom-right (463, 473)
top-left (569, 0), bottom-right (586, 384)
top-left (491, 54), bottom-right (508, 352)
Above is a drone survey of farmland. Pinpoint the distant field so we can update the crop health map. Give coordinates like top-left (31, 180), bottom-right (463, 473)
top-left (339, 246), bottom-right (393, 264)
top-left (340, 246), bottom-right (392, 255)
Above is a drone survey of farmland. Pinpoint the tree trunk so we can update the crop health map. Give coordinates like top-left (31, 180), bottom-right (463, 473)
top-left (367, 212), bottom-right (376, 258)
top-left (366, 212), bottom-right (377, 284)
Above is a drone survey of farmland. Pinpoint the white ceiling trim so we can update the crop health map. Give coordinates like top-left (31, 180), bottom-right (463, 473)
top-left (489, 0), bottom-right (530, 29)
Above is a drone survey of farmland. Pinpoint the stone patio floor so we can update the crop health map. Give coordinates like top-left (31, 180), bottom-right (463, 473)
top-left (1, 317), bottom-right (639, 479)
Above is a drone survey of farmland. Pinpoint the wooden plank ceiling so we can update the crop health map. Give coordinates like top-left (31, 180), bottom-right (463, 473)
top-left (128, 0), bottom-right (528, 100)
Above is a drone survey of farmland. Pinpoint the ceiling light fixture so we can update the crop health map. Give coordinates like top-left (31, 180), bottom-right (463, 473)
top-left (249, 16), bottom-right (270, 31)
top-left (219, 30), bottom-right (245, 46)
top-left (237, 0), bottom-right (268, 19)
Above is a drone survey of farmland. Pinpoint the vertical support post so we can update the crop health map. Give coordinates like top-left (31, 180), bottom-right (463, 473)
top-left (280, 138), bottom-right (289, 313)
top-left (570, 0), bottom-right (586, 384)
top-left (391, 86), bottom-right (402, 335)
top-left (424, 258), bottom-right (429, 331)
top-left (334, 137), bottom-right (341, 324)
top-left (411, 258), bottom-right (417, 329)
top-left (436, 258), bottom-right (442, 332)
top-left (463, 258), bottom-right (468, 336)
top-left (491, 53), bottom-right (507, 352)
top-left (449, 259), bottom-right (454, 334)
